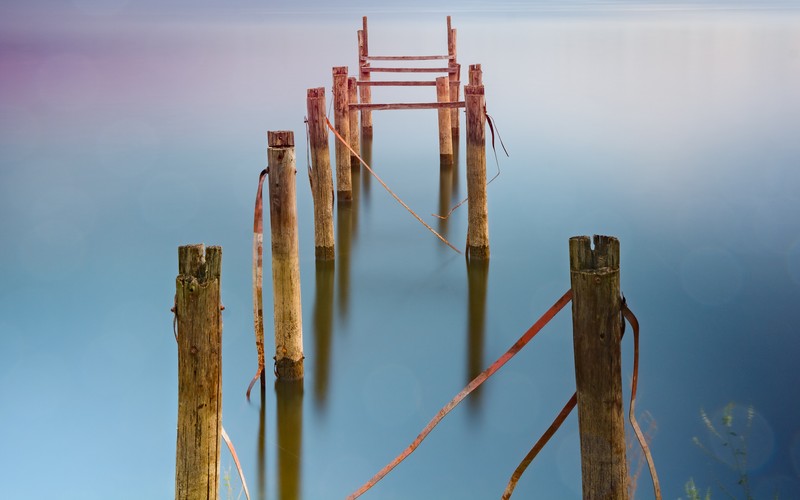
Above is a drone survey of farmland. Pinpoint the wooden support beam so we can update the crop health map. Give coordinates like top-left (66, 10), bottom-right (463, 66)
top-left (267, 131), bottom-right (304, 380)
top-left (569, 235), bottom-right (629, 500)
top-left (359, 17), bottom-right (372, 136)
top-left (332, 66), bottom-right (352, 201)
top-left (364, 55), bottom-right (451, 61)
top-left (175, 244), bottom-right (223, 500)
top-left (362, 66), bottom-right (459, 73)
top-left (436, 75), bottom-right (453, 165)
top-left (465, 83), bottom-right (489, 260)
top-left (347, 77), bottom-right (360, 167)
top-left (356, 80), bottom-right (437, 87)
top-left (349, 101), bottom-right (465, 111)
top-left (306, 87), bottom-right (335, 260)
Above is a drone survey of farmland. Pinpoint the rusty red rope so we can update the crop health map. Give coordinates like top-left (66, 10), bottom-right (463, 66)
top-left (624, 300), bottom-right (662, 500)
top-left (501, 299), bottom-right (661, 500)
top-left (247, 168), bottom-right (268, 400)
top-left (325, 117), bottom-right (461, 254)
top-left (501, 392), bottom-right (577, 499)
top-left (346, 290), bottom-right (573, 499)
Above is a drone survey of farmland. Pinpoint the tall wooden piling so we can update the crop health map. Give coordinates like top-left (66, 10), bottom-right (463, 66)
top-left (267, 131), bottom-right (304, 380)
top-left (436, 75), bottom-right (453, 165)
top-left (450, 63), bottom-right (461, 135)
top-left (348, 76), bottom-right (360, 166)
top-left (469, 63), bottom-right (482, 86)
top-left (358, 17), bottom-right (373, 137)
top-left (175, 244), bottom-right (222, 500)
top-left (332, 66), bottom-right (352, 202)
top-left (447, 17), bottom-right (459, 135)
top-left (465, 80), bottom-right (489, 259)
top-left (568, 235), bottom-right (628, 500)
top-left (306, 87), bottom-right (335, 260)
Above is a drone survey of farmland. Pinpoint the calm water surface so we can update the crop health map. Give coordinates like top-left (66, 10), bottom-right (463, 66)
top-left (1, 5), bottom-right (799, 499)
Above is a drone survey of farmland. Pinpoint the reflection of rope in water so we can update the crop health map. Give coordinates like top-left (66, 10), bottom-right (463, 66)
top-left (433, 108), bottom-right (507, 221)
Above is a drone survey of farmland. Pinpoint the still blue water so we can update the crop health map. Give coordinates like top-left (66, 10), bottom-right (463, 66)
top-left (1, 5), bottom-right (799, 499)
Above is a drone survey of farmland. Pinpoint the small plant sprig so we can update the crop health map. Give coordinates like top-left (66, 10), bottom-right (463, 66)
top-left (684, 477), bottom-right (712, 500)
top-left (688, 402), bottom-right (772, 500)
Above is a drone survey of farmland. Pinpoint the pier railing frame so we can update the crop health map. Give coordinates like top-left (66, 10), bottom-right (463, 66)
top-left (355, 16), bottom-right (463, 137)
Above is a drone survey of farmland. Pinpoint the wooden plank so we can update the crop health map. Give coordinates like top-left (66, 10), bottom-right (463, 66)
top-left (364, 55), bottom-right (452, 61)
top-left (306, 87), bottom-right (334, 260)
top-left (349, 101), bottom-right (465, 111)
top-left (362, 66), bottom-right (458, 73)
top-left (356, 80), bottom-right (437, 87)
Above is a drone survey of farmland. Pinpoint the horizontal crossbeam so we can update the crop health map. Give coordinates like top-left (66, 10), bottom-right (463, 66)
top-left (362, 67), bottom-right (458, 74)
top-left (356, 80), bottom-right (437, 87)
top-left (348, 101), bottom-right (465, 111)
top-left (362, 55), bottom-right (453, 61)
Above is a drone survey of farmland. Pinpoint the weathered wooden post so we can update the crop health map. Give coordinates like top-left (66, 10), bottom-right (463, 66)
top-left (332, 66), bottom-right (352, 202)
top-left (436, 75), bottom-right (453, 165)
top-left (306, 87), bottom-right (335, 260)
top-left (347, 76), bottom-right (360, 166)
top-left (267, 131), bottom-right (304, 380)
top-left (465, 75), bottom-right (489, 260)
top-left (450, 63), bottom-right (461, 135)
top-left (175, 244), bottom-right (222, 500)
top-left (568, 235), bottom-right (629, 500)
top-left (469, 63), bottom-right (482, 86)
top-left (447, 17), bottom-right (459, 135)
top-left (358, 17), bottom-right (373, 137)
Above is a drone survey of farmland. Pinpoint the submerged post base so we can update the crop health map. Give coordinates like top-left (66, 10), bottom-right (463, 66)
top-left (468, 245), bottom-right (490, 260)
top-left (315, 245), bottom-right (335, 261)
top-left (275, 357), bottom-right (304, 380)
top-left (337, 190), bottom-right (353, 203)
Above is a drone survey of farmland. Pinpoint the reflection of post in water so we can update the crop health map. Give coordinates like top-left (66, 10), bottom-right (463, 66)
top-left (451, 131), bottom-right (460, 200)
top-left (275, 380), bottom-right (304, 500)
top-left (350, 151), bottom-right (361, 241)
top-left (336, 202), bottom-right (353, 321)
top-left (257, 385), bottom-right (266, 500)
top-left (312, 259), bottom-right (335, 409)
top-left (360, 134), bottom-right (372, 207)
top-left (466, 259), bottom-right (489, 411)
top-left (438, 159), bottom-right (454, 238)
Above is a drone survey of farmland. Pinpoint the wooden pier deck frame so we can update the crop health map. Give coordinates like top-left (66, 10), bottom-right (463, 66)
top-left (356, 15), bottom-right (461, 137)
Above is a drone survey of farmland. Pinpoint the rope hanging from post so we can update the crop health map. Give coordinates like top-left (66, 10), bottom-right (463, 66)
top-left (501, 298), bottom-right (661, 500)
top-left (433, 107), bottom-right (507, 221)
top-left (346, 290), bottom-right (573, 499)
top-left (170, 302), bottom-right (251, 500)
top-left (324, 116), bottom-right (462, 254)
top-left (624, 299), bottom-right (662, 500)
top-left (246, 168), bottom-right (268, 400)
top-left (501, 393), bottom-right (577, 499)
